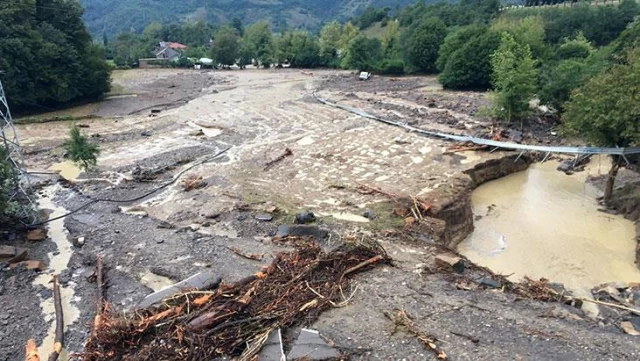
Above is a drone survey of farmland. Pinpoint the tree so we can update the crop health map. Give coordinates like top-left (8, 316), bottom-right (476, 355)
top-left (341, 35), bottom-right (382, 70)
top-left (556, 32), bottom-right (594, 60)
top-left (237, 39), bottom-right (255, 69)
top-left (0, 0), bottom-right (111, 111)
top-left (439, 29), bottom-right (501, 90)
top-left (437, 24), bottom-right (488, 72)
top-left (64, 125), bottom-right (100, 171)
top-left (286, 31), bottom-right (321, 68)
top-left (231, 17), bottom-right (244, 36)
top-left (244, 21), bottom-right (274, 67)
top-left (319, 21), bottom-right (343, 66)
top-left (563, 49), bottom-right (640, 205)
top-left (0, 147), bottom-right (18, 223)
top-left (211, 27), bottom-right (239, 67)
top-left (339, 22), bottom-right (360, 50)
top-left (405, 17), bottom-right (447, 73)
top-left (490, 33), bottom-right (538, 126)
top-left (491, 15), bottom-right (548, 60)
top-left (381, 20), bottom-right (402, 59)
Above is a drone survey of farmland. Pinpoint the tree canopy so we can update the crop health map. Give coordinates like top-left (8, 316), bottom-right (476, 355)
top-left (0, 0), bottom-right (111, 111)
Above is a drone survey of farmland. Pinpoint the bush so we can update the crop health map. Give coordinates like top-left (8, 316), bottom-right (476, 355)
top-left (376, 59), bottom-right (405, 74)
top-left (64, 125), bottom-right (100, 171)
top-left (0, 147), bottom-right (18, 223)
top-left (556, 33), bottom-right (594, 60)
top-left (404, 17), bottom-right (447, 73)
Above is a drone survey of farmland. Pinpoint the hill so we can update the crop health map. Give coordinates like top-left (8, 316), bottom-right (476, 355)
top-left (80, 0), bottom-right (417, 37)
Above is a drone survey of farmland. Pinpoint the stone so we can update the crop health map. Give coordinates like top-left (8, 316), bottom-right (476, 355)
top-left (27, 229), bottom-right (47, 241)
top-left (139, 271), bottom-right (222, 308)
top-left (294, 211), bottom-right (316, 224)
top-left (435, 254), bottom-right (465, 273)
top-left (363, 210), bottom-right (376, 220)
top-left (478, 277), bottom-right (502, 289)
top-left (0, 246), bottom-right (16, 258)
top-left (10, 260), bottom-right (45, 272)
top-left (257, 328), bottom-right (285, 361)
top-left (72, 237), bottom-right (85, 248)
top-left (255, 213), bottom-right (274, 222)
top-left (621, 321), bottom-right (640, 336)
top-left (140, 130), bottom-right (152, 137)
top-left (287, 329), bottom-right (340, 360)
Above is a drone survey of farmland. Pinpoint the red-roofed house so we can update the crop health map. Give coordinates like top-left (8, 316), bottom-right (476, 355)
top-left (154, 41), bottom-right (189, 61)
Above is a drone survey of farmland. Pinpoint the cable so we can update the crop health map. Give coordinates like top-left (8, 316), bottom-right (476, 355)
top-left (29, 146), bottom-right (231, 226)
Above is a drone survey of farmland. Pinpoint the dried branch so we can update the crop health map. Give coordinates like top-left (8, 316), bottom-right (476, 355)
top-left (47, 276), bottom-right (64, 361)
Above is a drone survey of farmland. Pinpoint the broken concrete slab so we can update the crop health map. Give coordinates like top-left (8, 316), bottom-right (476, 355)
top-left (435, 254), bottom-right (465, 273)
top-left (287, 328), bottom-right (340, 360)
top-left (257, 328), bottom-right (285, 361)
top-left (0, 245), bottom-right (16, 258)
top-left (139, 271), bottom-right (222, 308)
top-left (27, 229), bottom-right (47, 241)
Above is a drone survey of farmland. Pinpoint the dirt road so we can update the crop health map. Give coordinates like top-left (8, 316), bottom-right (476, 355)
top-left (2, 69), bottom-right (639, 361)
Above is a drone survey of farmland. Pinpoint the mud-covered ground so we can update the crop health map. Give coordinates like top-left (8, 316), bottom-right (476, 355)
top-left (2, 69), bottom-right (639, 361)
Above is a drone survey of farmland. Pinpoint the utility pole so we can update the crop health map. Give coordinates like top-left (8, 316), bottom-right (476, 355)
top-left (0, 78), bottom-right (38, 224)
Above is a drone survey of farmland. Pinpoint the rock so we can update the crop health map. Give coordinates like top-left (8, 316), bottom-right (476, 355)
top-left (139, 271), bottom-right (222, 308)
top-left (257, 328), bottom-right (285, 361)
top-left (287, 329), bottom-right (340, 360)
top-left (363, 210), bottom-right (376, 220)
top-left (10, 260), bottom-right (45, 272)
top-left (541, 305), bottom-right (583, 321)
top-left (255, 213), bottom-right (274, 222)
top-left (190, 129), bottom-right (205, 136)
top-left (156, 239), bottom-right (165, 244)
top-left (621, 321), bottom-right (640, 336)
top-left (157, 221), bottom-right (176, 229)
top-left (72, 237), bottom-right (85, 248)
top-left (478, 277), bottom-right (502, 289)
top-left (435, 254), bottom-right (465, 273)
top-left (275, 225), bottom-right (328, 240)
top-left (27, 229), bottom-right (47, 241)
top-left (204, 212), bottom-right (221, 220)
top-left (0, 246), bottom-right (16, 258)
top-left (236, 214), bottom-right (248, 221)
top-left (140, 130), bottom-right (152, 137)
top-left (294, 211), bottom-right (316, 224)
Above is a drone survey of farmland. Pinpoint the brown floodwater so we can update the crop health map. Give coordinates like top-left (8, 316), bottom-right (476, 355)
top-left (458, 159), bottom-right (640, 307)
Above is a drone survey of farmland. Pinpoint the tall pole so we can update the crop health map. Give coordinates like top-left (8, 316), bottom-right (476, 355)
top-left (0, 79), bottom-right (38, 224)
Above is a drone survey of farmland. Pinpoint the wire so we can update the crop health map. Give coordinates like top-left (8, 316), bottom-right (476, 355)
top-left (29, 146), bottom-right (231, 226)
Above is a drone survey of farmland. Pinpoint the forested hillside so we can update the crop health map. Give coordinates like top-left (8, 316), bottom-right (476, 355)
top-left (80, 0), bottom-right (416, 37)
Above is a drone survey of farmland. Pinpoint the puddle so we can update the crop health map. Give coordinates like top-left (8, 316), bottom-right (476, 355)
top-left (33, 185), bottom-right (80, 357)
top-left (458, 160), bottom-right (640, 314)
top-left (48, 161), bottom-right (81, 180)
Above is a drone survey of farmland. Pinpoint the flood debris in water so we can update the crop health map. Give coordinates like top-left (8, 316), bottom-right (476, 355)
top-left (82, 240), bottom-right (389, 360)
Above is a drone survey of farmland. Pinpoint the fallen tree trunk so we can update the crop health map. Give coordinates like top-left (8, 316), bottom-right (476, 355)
top-left (25, 339), bottom-right (39, 361)
top-left (47, 276), bottom-right (64, 361)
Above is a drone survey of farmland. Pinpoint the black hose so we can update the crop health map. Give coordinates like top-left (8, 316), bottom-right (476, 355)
top-left (30, 147), bottom-right (231, 226)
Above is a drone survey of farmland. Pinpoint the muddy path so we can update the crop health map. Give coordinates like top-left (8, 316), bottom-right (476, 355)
top-left (2, 69), bottom-right (640, 360)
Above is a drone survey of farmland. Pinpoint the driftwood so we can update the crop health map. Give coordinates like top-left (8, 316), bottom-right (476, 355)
top-left (93, 256), bottom-right (105, 336)
top-left (386, 309), bottom-right (448, 360)
top-left (25, 339), bottom-right (39, 361)
top-left (226, 246), bottom-right (264, 261)
top-left (579, 297), bottom-right (640, 316)
top-left (47, 276), bottom-right (63, 361)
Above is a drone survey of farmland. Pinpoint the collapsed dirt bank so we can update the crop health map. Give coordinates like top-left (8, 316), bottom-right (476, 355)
top-left (2, 69), bottom-right (640, 360)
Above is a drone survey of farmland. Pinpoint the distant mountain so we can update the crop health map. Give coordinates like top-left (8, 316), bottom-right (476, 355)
top-left (80, 0), bottom-right (417, 37)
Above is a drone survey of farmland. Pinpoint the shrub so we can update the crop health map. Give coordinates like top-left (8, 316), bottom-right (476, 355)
top-left (64, 125), bottom-right (100, 171)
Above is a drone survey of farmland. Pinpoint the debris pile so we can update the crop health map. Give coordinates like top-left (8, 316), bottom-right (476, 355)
top-left (82, 241), bottom-right (390, 361)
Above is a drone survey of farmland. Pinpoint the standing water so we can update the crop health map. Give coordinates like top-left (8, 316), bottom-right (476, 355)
top-left (458, 158), bottom-right (640, 311)
top-left (33, 185), bottom-right (80, 358)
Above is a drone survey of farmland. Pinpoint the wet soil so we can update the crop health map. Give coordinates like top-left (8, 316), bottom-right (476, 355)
top-left (2, 69), bottom-right (640, 360)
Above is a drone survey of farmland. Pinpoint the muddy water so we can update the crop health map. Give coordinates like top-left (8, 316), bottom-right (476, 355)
top-left (458, 159), bottom-right (640, 307)
top-left (33, 185), bottom-right (80, 357)
top-left (49, 160), bottom-right (81, 180)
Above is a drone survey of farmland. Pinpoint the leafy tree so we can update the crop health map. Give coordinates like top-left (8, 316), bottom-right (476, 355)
top-left (376, 58), bottom-right (405, 74)
top-left (341, 35), bottom-right (382, 70)
top-left (538, 59), bottom-right (590, 112)
top-left (405, 17), bottom-right (447, 73)
top-left (211, 27), bottom-right (239, 67)
top-left (490, 33), bottom-right (538, 126)
top-left (609, 19), bottom-right (640, 61)
top-left (0, 0), bottom-right (111, 111)
top-left (64, 125), bottom-right (100, 171)
top-left (287, 31), bottom-right (321, 68)
top-left (184, 46), bottom-right (208, 59)
top-left (231, 17), bottom-right (244, 36)
top-left (492, 15), bottom-right (548, 60)
top-left (437, 24), bottom-right (489, 72)
top-left (319, 21), bottom-right (343, 66)
top-left (439, 29), bottom-right (501, 90)
top-left (244, 21), bottom-right (275, 67)
top-left (237, 38), bottom-right (255, 69)
top-left (556, 32), bottom-right (594, 60)
top-left (563, 49), bottom-right (640, 204)
top-left (339, 22), bottom-right (360, 50)
top-left (357, 6), bottom-right (389, 29)
top-left (381, 20), bottom-right (402, 59)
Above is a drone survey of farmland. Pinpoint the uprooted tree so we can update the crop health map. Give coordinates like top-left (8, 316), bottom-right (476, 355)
top-left (563, 48), bottom-right (640, 205)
